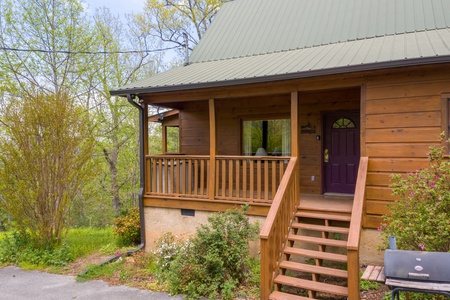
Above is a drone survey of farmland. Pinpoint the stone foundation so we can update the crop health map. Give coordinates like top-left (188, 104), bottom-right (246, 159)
top-left (143, 207), bottom-right (385, 264)
top-left (359, 228), bottom-right (384, 265)
top-left (143, 207), bottom-right (265, 256)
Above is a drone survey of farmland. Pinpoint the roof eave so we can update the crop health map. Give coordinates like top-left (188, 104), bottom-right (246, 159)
top-left (109, 56), bottom-right (450, 97)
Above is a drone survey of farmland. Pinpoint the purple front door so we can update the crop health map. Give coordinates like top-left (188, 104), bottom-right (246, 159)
top-left (324, 113), bottom-right (360, 194)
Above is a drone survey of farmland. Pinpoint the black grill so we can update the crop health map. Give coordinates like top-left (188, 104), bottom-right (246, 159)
top-left (384, 249), bottom-right (450, 299)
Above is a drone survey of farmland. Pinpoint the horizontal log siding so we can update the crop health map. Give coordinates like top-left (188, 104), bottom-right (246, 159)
top-left (179, 101), bottom-right (210, 155)
top-left (215, 94), bottom-right (291, 155)
top-left (364, 73), bottom-right (450, 228)
top-left (298, 88), bottom-right (360, 194)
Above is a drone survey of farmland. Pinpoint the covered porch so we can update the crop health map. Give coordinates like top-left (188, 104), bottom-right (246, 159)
top-left (144, 86), bottom-right (362, 215)
top-left (140, 83), bottom-right (366, 299)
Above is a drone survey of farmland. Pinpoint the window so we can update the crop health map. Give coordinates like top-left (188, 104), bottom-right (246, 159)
top-left (165, 126), bottom-right (179, 153)
top-left (332, 117), bottom-right (356, 129)
top-left (242, 119), bottom-right (290, 156)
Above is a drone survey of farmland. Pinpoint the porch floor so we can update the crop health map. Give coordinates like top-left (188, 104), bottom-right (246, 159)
top-left (299, 194), bottom-right (353, 213)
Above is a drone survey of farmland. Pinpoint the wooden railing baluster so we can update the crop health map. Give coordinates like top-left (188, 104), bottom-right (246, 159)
top-left (242, 159), bottom-right (247, 199)
top-left (264, 160), bottom-right (269, 200)
top-left (235, 160), bottom-right (240, 198)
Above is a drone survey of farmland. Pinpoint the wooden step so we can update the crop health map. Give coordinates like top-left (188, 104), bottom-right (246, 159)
top-left (292, 223), bottom-right (350, 234)
top-left (298, 204), bottom-right (352, 214)
top-left (280, 261), bottom-right (348, 278)
top-left (288, 235), bottom-right (348, 248)
top-left (269, 291), bottom-right (315, 300)
top-left (284, 247), bottom-right (348, 263)
top-left (296, 211), bottom-right (351, 222)
top-left (274, 275), bottom-right (348, 296)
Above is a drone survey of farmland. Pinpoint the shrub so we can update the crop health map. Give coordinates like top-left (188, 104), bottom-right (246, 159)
top-left (153, 232), bottom-right (184, 276)
top-left (381, 134), bottom-right (450, 252)
top-left (0, 92), bottom-right (97, 245)
top-left (113, 207), bottom-right (141, 247)
top-left (155, 205), bottom-right (259, 300)
top-left (0, 231), bottom-right (74, 267)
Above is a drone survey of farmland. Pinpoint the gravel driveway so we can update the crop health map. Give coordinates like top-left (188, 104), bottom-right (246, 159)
top-left (0, 266), bottom-right (184, 300)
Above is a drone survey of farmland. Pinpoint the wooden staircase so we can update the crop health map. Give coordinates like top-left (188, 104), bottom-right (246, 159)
top-left (269, 204), bottom-right (352, 299)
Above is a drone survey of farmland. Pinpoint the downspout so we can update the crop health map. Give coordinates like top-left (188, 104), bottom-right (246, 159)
top-left (79, 94), bottom-right (146, 275)
top-left (126, 93), bottom-right (146, 254)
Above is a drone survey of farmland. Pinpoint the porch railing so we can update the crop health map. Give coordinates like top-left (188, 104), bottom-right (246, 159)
top-left (347, 156), bottom-right (368, 300)
top-left (259, 157), bottom-right (299, 300)
top-left (146, 155), bottom-right (210, 197)
top-left (215, 156), bottom-right (289, 202)
top-left (145, 155), bottom-right (289, 202)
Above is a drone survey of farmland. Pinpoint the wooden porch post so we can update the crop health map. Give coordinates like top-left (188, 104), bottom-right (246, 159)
top-left (162, 125), bottom-right (167, 154)
top-left (208, 99), bottom-right (216, 199)
top-left (291, 92), bottom-right (299, 158)
top-left (291, 92), bottom-right (300, 194)
top-left (143, 103), bottom-right (149, 194)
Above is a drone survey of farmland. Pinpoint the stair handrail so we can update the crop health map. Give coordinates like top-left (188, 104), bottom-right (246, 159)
top-left (347, 156), bottom-right (369, 300)
top-left (260, 157), bottom-right (299, 300)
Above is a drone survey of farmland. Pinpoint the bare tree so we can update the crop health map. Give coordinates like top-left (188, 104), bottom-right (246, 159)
top-left (0, 0), bottom-right (93, 98)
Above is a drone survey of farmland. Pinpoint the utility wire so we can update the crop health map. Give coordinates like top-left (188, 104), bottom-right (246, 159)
top-left (0, 46), bottom-right (181, 55)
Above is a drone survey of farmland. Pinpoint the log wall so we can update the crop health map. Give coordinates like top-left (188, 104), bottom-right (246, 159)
top-left (363, 69), bottom-right (450, 228)
top-left (179, 101), bottom-right (210, 155)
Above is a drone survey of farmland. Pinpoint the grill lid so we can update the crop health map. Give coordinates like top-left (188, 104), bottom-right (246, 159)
top-left (384, 250), bottom-right (450, 283)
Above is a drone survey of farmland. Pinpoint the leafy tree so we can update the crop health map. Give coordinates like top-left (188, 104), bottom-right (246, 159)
top-left (0, 0), bottom-right (92, 98)
top-left (0, 0), bottom-right (177, 227)
top-left (139, 0), bottom-right (230, 58)
top-left (86, 7), bottom-right (160, 216)
top-left (0, 92), bottom-right (97, 244)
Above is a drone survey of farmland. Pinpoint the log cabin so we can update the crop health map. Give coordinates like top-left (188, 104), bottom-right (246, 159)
top-left (110, 0), bottom-right (450, 299)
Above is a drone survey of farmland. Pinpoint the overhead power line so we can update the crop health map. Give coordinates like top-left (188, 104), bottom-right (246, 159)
top-left (0, 46), bottom-right (181, 55)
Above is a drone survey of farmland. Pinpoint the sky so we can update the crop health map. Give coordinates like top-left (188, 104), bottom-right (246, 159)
top-left (83, 0), bottom-right (147, 17)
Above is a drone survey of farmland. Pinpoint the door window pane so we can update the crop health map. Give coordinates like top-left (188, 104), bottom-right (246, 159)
top-left (332, 117), bottom-right (356, 129)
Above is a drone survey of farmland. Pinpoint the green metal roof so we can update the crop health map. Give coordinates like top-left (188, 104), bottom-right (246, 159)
top-left (111, 0), bottom-right (450, 96)
top-left (190, 0), bottom-right (450, 63)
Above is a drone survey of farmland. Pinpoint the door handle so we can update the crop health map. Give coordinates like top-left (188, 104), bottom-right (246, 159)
top-left (324, 149), bottom-right (329, 163)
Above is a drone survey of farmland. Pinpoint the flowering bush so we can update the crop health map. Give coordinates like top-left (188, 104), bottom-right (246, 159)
top-left (113, 207), bottom-right (141, 247)
top-left (153, 232), bottom-right (186, 273)
top-left (381, 134), bottom-right (450, 252)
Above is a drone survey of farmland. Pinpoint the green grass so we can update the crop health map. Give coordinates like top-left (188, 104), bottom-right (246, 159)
top-left (360, 278), bottom-right (382, 291)
top-left (77, 259), bottom-right (125, 282)
top-left (64, 227), bottom-right (116, 258)
top-left (0, 227), bottom-right (117, 270)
